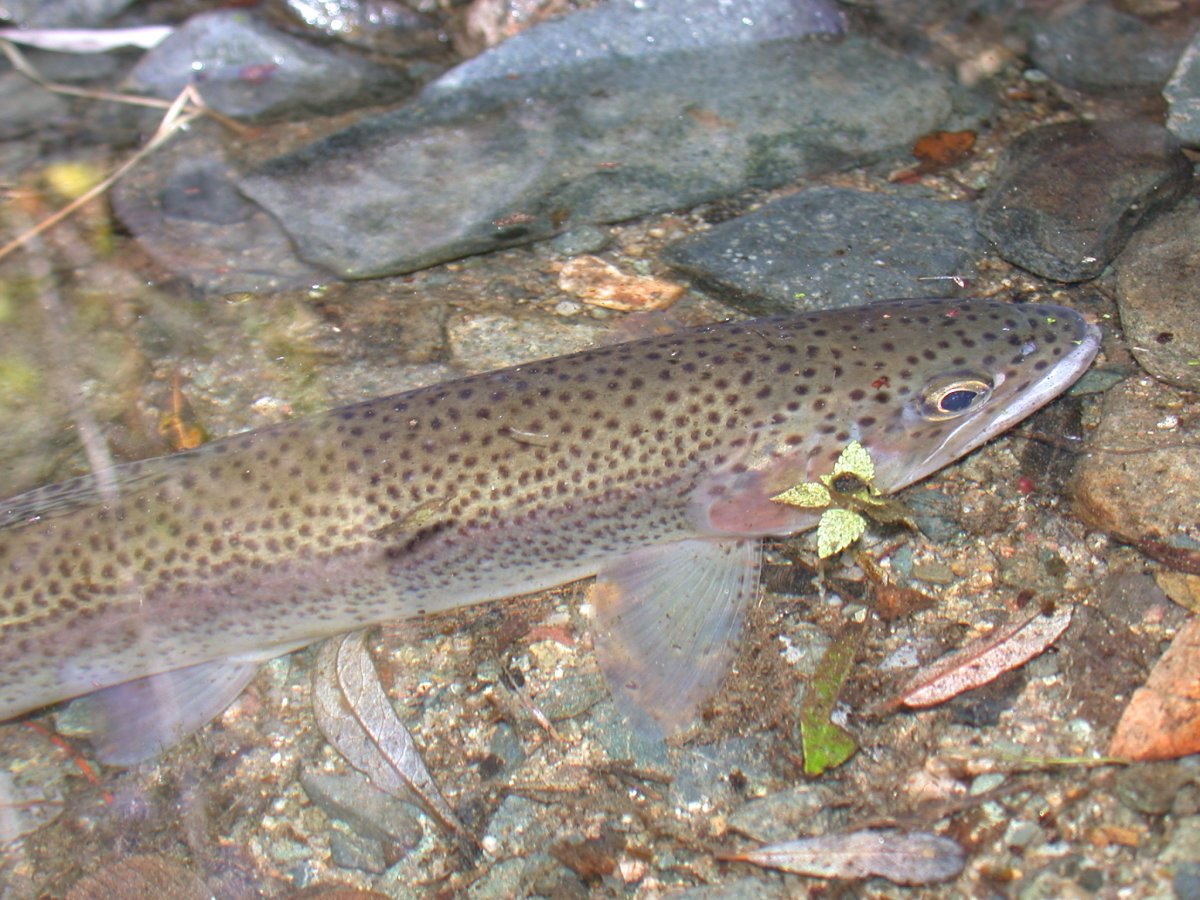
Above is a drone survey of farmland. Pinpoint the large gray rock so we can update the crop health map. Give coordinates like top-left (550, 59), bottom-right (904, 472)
top-left (1115, 200), bottom-right (1200, 392)
top-left (239, 35), bottom-right (959, 278)
top-left (1027, 3), bottom-right (1193, 95)
top-left (429, 0), bottom-right (846, 92)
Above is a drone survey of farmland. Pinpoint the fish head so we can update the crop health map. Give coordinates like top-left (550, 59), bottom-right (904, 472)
top-left (695, 298), bottom-right (1101, 538)
top-left (849, 298), bottom-right (1101, 492)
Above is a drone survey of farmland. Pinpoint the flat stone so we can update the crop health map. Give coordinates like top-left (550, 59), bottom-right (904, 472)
top-left (1071, 377), bottom-right (1200, 574)
top-left (1115, 199), bottom-right (1200, 391)
top-left (669, 734), bottom-right (776, 812)
top-left (663, 186), bottom-right (984, 316)
top-left (110, 128), bottom-right (332, 294)
top-left (1167, 32), bottom-right (1200, 146)
top-left (445, 313), bottom-right (608, 373)
top-left (328, 829), bottom-right (387, 874)
top-left (725, 783), bottom-right (842, 844)
top-left (238, 35), bottom-right (958, 279)
top-left (977, 120), bottom-right (1191, 282)
top-left (1026, 2), bottom-right (1193, 95)
top-left (125, 9), bottom-right (415, 121)
top-left (1114, 761), bottom-right (1190, 816)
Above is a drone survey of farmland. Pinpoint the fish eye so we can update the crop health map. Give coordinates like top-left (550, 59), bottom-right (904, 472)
top-left (920, 374), bottom-right (993, 420)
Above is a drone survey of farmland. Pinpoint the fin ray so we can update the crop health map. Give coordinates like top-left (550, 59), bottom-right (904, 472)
top-left (591, 538), bottom-right (761, 740)
top-left (68, 659), bottom-right (260, 765)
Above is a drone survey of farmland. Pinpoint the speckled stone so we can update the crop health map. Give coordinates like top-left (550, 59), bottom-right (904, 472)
top-left (663, 187), bottom-right (985, 316)
top-left (1071, 377), bottom-right (1200, 574)
top-left (1115, 200), bottom-right (1200, 391)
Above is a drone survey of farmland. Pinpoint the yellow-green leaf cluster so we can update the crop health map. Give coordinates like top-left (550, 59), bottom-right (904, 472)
top-left (772, 440), bottom-right (898, 559)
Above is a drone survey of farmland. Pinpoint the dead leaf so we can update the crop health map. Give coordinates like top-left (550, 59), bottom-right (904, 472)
top-left (1109, 617), bottom-right (1200, 761)
top-left (893, 604), bottom-right (1073, 709)
top-left (549, 832), bottom-right (623, 882)
top-left (857, 553), bottom-right (935, 621)
top-left (312, 631), bottom-right (478, 854)
top-left (912, 130), bottom-right (976, 169)
top-left (718, 829), bottom-right (965, 885)
top-left (158, 373), bottom-right (207, 451)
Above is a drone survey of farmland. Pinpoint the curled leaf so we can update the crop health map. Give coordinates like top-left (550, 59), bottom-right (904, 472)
top-left (719, 829), bottom-right (965, 885)
top-left (312, 631), bottom-right (478, 855)
top-left (894, 604), bottom-right (1073, 709)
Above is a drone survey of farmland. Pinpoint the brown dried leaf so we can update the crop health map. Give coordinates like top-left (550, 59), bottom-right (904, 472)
top-left (312, 631), bottom-right (477, 853)
top-left (719, 829), bottom-right (965, 885)
top-left (895, 604), bottom-right (1073, 709)
top-left (1109, 617), bottom-right (1200, 761)
top-left (912, 130), bottom-right (977, 168)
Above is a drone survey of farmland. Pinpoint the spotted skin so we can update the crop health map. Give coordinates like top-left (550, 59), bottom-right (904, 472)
top-left (0, 298), bottom-right (1099, 730)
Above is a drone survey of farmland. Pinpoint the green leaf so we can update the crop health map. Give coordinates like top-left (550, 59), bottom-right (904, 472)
top-left (800, 717), bottom-right (858, 777)
top-left (832, 440), bottom-right (874, 482)
top-left (799, 623), bottom-right (864, 776)
top-left (772, 482), bottom-right (831, 508)
top-left (816, 509), bottom-right (866, 559)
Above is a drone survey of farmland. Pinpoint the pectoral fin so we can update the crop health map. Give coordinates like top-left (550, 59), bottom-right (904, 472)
top-left (590, 538), bottom-right (761, 740)
top-left (67, 659), bottom-right (260, 765)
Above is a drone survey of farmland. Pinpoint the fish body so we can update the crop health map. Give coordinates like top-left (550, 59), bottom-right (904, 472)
top-left (0, 298), bottom-right (1099, 760)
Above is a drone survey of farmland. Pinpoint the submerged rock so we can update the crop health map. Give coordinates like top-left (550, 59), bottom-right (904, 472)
top-left (1026, 2), bottom-right (1193, 96)
top-left (125, 10), bottom-right (415, 121)
top-left (1072, 377), bottom-right (1200, 574)
top-left (429, 0), bottom-right (846, 92)
top-left (1167, 31), bottom-right (1200, 147)
top-left (1114, 200), bottom-right (1200, 392)
top-left (239, 34), bottom-right (958, 278)
top-left (977, 120), bottom-right (1191, 282)
top-left (663, 186), bottom-right (984, 316)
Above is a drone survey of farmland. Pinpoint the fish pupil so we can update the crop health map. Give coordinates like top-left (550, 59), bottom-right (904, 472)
top-left (939, 388), bottom-right (980, 413)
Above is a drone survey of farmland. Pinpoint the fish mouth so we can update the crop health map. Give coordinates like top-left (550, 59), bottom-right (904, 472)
top-left (903, 304), bottom-right (1102, 487)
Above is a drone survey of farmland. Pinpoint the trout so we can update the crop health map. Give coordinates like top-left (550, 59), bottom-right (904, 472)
top-left (0, 298), bottom-right (1100, 762)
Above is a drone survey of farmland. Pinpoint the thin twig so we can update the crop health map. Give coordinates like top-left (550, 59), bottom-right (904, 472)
top-left (1, 41), bottom-right (257, 136)
top-left (0, 39), bottom-right (255, 264)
